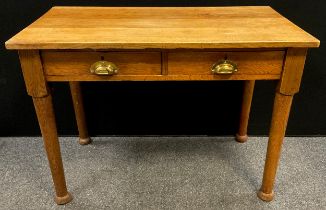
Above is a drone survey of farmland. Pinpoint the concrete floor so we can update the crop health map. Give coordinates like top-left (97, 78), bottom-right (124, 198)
top-left (0, 136), bottom-right (325, 210)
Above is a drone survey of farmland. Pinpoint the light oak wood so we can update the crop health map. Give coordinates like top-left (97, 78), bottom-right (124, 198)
top-left (18, 50), bottom-right (48, 97)
top-left (5, 6), bottom-right (320, 205)
top-left (236, 80), bottom-right (255, 143)
top-left (279, 48), bottom-right (308, 95)
top-left (162, 52), bottom-right (168, 75)
top-left (42, 51), bottom-right (161, 76)
top-left (5, 7), bottom-right (319, 50)
top-left (42, 50), bottom-right (284, 80)
top-left (258, 92), bottom-right (293, 201)
top-left (33, 95), bottom-right (72, 205)
top-left (258, 48), bottom-right (308, 202)
top-left (168, 51), bottom-right (284, 76)
top-left (45, 74), bottom-right (280, 81)
top-left (69, 82), bottom-right (91, 145)
top-left (19, 49), bottom-right (72, 204)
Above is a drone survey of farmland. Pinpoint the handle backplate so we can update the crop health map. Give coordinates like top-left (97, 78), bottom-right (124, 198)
top-left (211, 60), bottom-right (237, 75)
top-left (90, 61), bottom-right (119, 76)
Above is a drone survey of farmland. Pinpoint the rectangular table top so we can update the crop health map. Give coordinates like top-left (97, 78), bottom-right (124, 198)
top-left (5, 6), bottom-right (320, 50)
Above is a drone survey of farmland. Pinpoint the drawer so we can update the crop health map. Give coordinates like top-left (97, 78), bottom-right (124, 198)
top-left (167, 51), bottom-right (285, 76)
top-left (42, 51), bottom-right (162, 76)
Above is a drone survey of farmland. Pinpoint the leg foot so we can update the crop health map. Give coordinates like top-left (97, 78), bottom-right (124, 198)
top-left (257, 190), bottom-right (274, 202)
top-left (55, 192), bottom-right (73, 205)
top-left (236, 80), bottom-right (255, 143)
top-left (79, 137), bottom-right (92, 145)
top-left (235, 133), bottom-right (248, 143)
top-left (70, 82), bottom-right (91, 145)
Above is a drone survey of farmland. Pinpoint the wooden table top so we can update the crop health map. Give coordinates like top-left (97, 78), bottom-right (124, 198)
top-left (5, 6), bottom-right (319, 50)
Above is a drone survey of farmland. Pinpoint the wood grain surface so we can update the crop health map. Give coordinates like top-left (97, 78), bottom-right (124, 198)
top-left (33, 95), bottom-right (72, 204)
top-left (42, 51), bottom-right (162, 76)
top-left (258, 92), bottom-right (293, 201)
top-left (236, 80), bottom-right (255, 142)
top-left (6, 6), bottom-right (320, 49)
top-left (167, 51), bottom-right (284, 75)
top-left (69, 82), bottom-right (90, 145)
top-left (18, 50), bottom-right (48, 97)
top-left (279, 48), bottom-right (308, 95)
top-left (45, 74), bottom-right (280, 81)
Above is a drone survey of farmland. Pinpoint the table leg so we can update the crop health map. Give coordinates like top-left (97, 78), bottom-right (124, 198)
top-left (236, 80), bottom-right (255, 143)
top-left (257, 92), bottom-right (293, 201)
top-left (257, 48), bottom-right (307, 201)
top-left (69, 82), bottom-right (91, 145)
top-left (18, 50), bottom-right (73, 204)
top-left (33, 94), bottom-right (73, 204)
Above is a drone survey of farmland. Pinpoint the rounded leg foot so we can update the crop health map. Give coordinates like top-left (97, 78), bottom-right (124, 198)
top-left (257, 190), bottom-right (274, 202)
top-left (55, 192), bottom-right (73, 205)
top-left (79, 137), bottom-right (92, 145)
top-left (235, 134), bottom-right (248, 143)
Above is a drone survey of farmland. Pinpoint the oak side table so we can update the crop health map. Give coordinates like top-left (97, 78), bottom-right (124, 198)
top-left (5, 6), bottom-right (319, 205)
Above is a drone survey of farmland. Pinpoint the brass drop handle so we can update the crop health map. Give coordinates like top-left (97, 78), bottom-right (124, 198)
top-left (90, 61), bottom-right (119, 76)
top-left (211, 60), bottom-right (237, 74)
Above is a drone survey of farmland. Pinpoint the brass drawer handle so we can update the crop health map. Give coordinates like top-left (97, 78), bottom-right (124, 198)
top-left (90, 61), bottom-right (119, 76)
top-left (211, 60), bottom-right (237, 74)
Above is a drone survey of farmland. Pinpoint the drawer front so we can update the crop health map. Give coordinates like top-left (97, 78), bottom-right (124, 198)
top-left (42, 51), bottom-right (162, 76)
top-left (167, 51), bottom-right (285, 76)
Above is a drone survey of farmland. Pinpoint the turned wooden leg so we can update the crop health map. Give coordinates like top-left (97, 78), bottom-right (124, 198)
top-left (236, 80), bottom-right (255, 143)
top-left (257, 48), bottom-right (307, 201)
top-left (33, 95), bottom-right (73, 205)
top-left (18, 50), bottom-right (72, 205)
top-left (257, 92), bottom-right (293, 201)
top-left (69, 82), bottom-right (91, 145)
